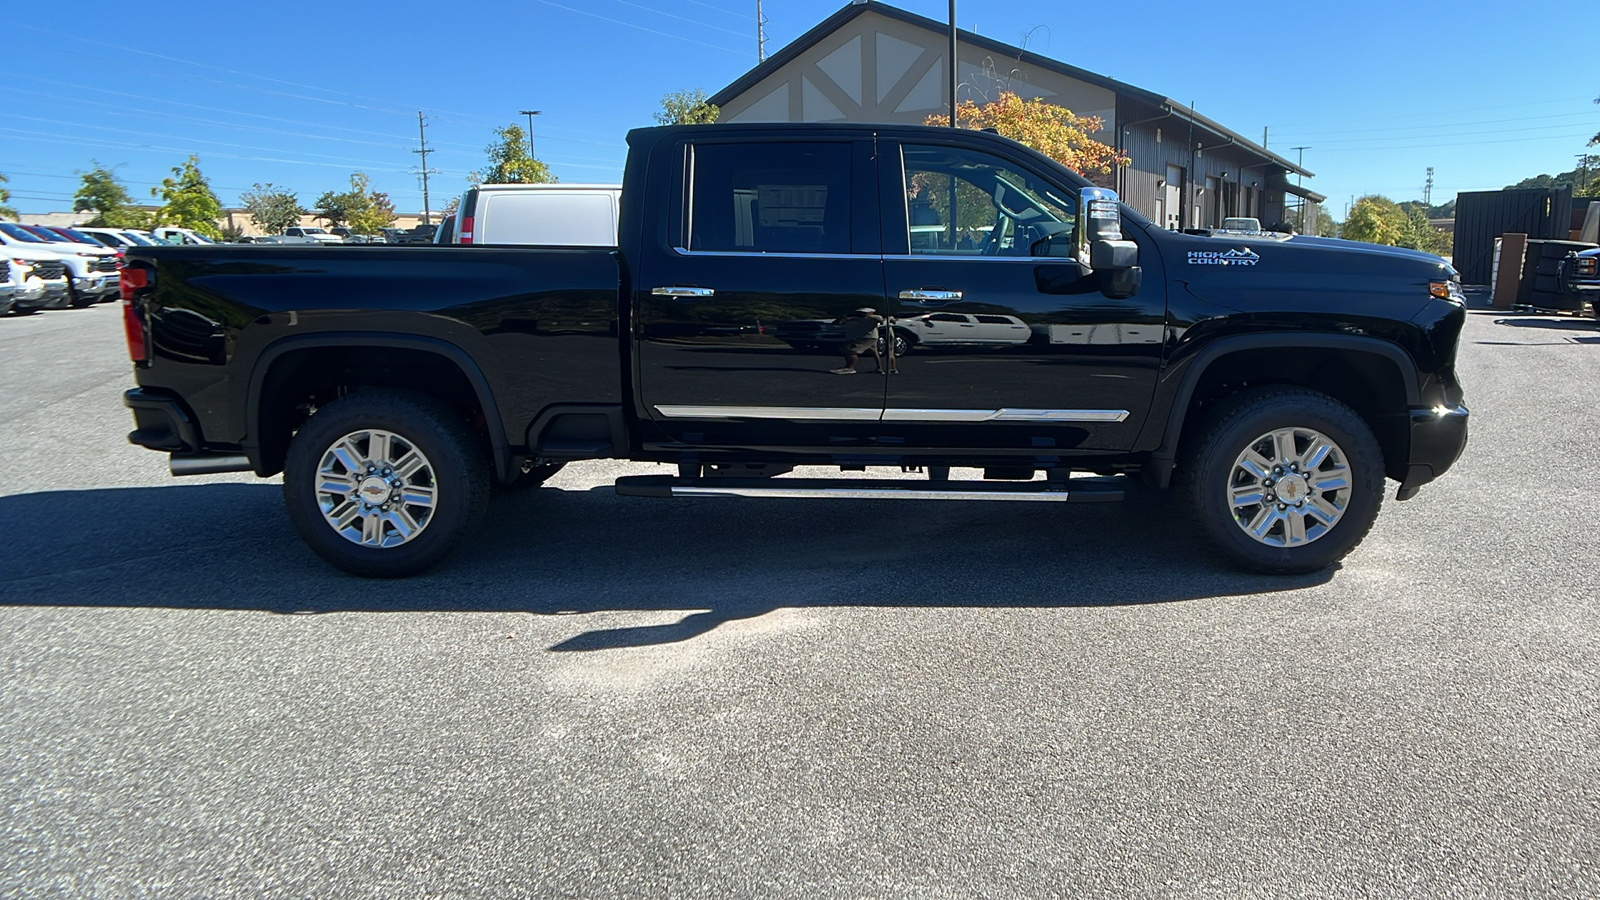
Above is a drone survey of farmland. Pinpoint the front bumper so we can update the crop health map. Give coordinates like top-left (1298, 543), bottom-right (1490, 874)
top-left (41, 281), bottom-right (71, 309)
top-left (1396, 404), bottom-right (1469, 500)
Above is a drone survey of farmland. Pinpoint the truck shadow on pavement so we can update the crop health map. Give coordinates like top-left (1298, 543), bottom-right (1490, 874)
top-left (0, 482), bottom-right (1335, 649)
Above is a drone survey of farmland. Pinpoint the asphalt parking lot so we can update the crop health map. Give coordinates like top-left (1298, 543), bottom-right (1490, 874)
top-left (2, 299), bottom-right (1597, 897)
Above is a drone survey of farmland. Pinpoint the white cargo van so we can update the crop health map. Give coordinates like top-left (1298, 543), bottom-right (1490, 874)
top-left (453, 183), bottom-right (620, 246)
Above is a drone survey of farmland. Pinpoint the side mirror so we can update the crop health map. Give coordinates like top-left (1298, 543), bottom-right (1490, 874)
top-left (1076, 187), bottom-right (1138, 273)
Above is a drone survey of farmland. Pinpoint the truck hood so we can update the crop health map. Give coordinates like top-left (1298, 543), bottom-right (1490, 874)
top-left (1154, 226), bottom-right (1452, 321)
top-left (1281, 235), bottom-right (1455, 274)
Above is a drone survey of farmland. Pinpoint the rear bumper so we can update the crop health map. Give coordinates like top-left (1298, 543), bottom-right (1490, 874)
top-left (1396, 404), bottom-right (1469, 500)
top-left (124, 388), bottom-right (202, 453)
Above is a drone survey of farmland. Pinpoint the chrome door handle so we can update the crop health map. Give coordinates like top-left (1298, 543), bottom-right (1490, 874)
top-left (898, 289), bottom-right (963, 302)
top-left (652, 286), bottom-right (716, 298)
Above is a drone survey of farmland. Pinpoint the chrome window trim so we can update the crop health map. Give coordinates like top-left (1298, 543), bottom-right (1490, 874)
top-left (668, 248), bottom-right (1064, 263)
top-left (655, 405), bottom-right (1128, 423)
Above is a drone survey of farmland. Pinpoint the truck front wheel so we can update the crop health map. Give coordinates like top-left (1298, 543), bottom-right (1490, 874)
top-left (282, 390), bottom-right (490, 578)
top-left (1177, 387), bottom-right (1385, 574)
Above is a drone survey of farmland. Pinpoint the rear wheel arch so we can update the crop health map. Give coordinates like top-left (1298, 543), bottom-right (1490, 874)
top-left (1153, 334), bottom-right (1422, 486)
top-left (246, 333), bottom-right (512, 482)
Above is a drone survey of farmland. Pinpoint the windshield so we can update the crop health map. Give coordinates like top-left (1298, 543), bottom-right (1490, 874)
top-left (120, 232), bottom-right (157, 246)
top-left (22, 226), bottom-right (74, 243)
top-left (302, 227), bottom-right (327, 235)
top-left (0, 223), bottom-right (47, 243)
top-left (55, 228), bottom-right (103, 245)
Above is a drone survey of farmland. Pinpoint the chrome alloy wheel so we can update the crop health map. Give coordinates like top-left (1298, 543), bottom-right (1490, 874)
top-left (315, 429), bottom-right (437, 548)
top-left (1228, 427), bottom-right (1352, 548)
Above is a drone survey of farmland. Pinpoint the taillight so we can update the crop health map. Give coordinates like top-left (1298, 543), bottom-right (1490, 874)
top-left (458, 216), bottom-right (474, 245)
top-left (121, 266), bottom-right (150, 362)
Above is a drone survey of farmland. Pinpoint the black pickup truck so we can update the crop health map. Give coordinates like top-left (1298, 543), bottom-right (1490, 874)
top-left (118, 123), bottom-right (1469, 577)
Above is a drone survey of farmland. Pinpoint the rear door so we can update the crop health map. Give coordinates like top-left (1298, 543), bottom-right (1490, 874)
top-left (633, 134), bottom-right (886, 449)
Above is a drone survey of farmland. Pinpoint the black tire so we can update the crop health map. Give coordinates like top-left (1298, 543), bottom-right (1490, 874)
top-left (1534, 274), bottom-right (1560, 293)
top-left (496, 461), bottom-right (566, 492)
top-left (1176, 386), bottom-right (1385, 574)
top-left (1535, 258), bottom-right (1562, 276)
top-left (283, 390), bottom-right (490, 578)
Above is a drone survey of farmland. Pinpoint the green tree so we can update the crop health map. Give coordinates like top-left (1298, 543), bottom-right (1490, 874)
top-left (151, 156), bottom-right (222, 238)
top-left (0, 173), bottom-right (15, 221)
top-left (240, 182), bottom-right (305, 234)
top-left (313, 173), bottom-right (396, 233)
top-left (345, 174), bottom-right (397, 234)
top-left (73, 163), bottom-right (148, 228)
top-left (1341, 195), bottom-right (1406, 246)
top-left (655, 89), bottom-right (720, 125)
top-left (471, 125), bottom-right (555, 185)
top-left (1312, 206), bottom-right (1338, 238)
top-left (926, 91), bottom-right (1127, 183)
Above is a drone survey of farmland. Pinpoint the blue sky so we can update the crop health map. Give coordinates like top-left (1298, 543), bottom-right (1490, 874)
top-left (4, 0), bottom-right (1596, 218)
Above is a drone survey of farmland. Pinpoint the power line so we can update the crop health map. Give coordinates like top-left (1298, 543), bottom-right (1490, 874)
top-left (611, 0), bottom-right (752, 39)
top-left (538, 0), bottom-right (746, 55)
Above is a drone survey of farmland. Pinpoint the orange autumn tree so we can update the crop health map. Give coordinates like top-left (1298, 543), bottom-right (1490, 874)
top-left (925, 91), bottom-right (1128, 183)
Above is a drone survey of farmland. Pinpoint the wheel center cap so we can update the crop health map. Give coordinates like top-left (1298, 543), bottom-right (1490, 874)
top-left (358, 476), bottom-right (391, 504)
top-left (1276, 474), bottom-right (1308, 503)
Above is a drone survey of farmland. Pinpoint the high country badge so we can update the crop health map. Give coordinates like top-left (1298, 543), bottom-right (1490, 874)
top-left (1187, 248), bottom-right (1261, 266)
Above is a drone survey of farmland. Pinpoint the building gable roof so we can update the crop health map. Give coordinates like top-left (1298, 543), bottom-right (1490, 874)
top-left (710, 0), bottom-right (1312, 178)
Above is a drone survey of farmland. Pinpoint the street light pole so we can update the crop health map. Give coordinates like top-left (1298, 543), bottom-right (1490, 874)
top-left (519, 109), bottom-right (541, 158)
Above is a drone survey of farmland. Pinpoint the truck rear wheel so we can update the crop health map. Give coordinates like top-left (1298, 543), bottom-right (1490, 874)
top-left (283, 390), bottom-right (490, 578)
top-left (1177, 387), bottom-right (1384, 574)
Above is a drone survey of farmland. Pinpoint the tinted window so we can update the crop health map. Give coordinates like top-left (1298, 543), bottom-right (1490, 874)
top-left (902, 144), bottom-right (1076, 258)
top-left (689, 142), bottom-right (851, 254)
top-left (0, 224), bottom-right (46, 242)
top-left (976, 315), bottom-right (1013, 324)
top-left (929, 313), bottom-right (969, 323)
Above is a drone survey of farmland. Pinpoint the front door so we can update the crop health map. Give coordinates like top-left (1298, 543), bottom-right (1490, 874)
top-left (878, 139), bottom-right (1167, 454)
top-left (634, 137), bottom-right (887, 449)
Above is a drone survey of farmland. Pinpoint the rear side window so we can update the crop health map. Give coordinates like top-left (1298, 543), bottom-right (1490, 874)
top-left (687, 142), bottom-right (851, 254)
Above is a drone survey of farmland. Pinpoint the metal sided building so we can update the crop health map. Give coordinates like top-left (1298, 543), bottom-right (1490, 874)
top-left (709, 0), bottom-right (1323, 232)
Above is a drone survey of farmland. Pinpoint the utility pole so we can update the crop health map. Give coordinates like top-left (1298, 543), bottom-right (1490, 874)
top-left (412, 110), bottom-right (436, 225)
top-left (519, 109), bottom-right (541, 158)
top-left (948, 0), bottom-right (958, 128)
top-left (1262, 126), bottom-right (1267, 150)
top-left (757, 0), bottom-right (768, 62)
top-left (1290, 146), bottom-right (1309, 188)
top-left (1423, 167), bottom-right (1434, 207)
top-left (1577, 154), bottom-right (1590, 194)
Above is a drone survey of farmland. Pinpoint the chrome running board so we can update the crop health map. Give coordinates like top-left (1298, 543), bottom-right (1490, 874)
top-left (614, 475), bottom-right (1125, 503)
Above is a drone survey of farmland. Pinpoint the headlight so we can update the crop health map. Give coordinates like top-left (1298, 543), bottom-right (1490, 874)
top-left (1576, 257), bottom-right (1597, 277)
top-left (1429, 280), bottom-right (1465, 303)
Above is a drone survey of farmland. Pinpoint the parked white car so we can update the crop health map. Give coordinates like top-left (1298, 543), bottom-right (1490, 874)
top-left (452, 183), bottom-right (621, 246)
top-left (76, 227), bottom-right (162, 250)
top-left (279, 226), bottom-right (343, 245)
top-left (0, 224), bottom-right (115, 307)
top-left (1, 246), bottom-right (72, 311)
top-left (900, 312), bottom-right (1033, 348)
top-left (150, 226), bottom-right (216, 245)
top-left (20, 225), bottom-right (122, 304)
top-left (0, 259), bottom-right (17, 315)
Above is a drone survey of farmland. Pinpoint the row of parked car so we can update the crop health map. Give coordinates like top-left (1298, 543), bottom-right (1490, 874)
top-left (0, 223), bottom-right (248, 316)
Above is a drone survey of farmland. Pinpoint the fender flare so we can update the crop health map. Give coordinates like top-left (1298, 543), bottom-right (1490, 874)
top-left (245, 332), bottom-right (512, 482)
top-left (1147, 332), bottom-right (1421, 482)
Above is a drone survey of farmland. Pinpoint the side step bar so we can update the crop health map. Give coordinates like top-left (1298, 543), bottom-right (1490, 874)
top-left (614, 474), bottom-right (1125, 503)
